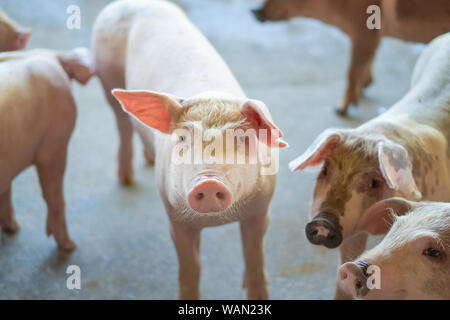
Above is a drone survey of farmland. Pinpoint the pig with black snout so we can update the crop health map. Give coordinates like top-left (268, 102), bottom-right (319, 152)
top-left (339, 197), bottom-right (450, 299)
top-left (289, 32), bottom-right (450, 299)
top-left (0, 9), bottom-right (32, 51)
top-left (93, 0), bottom-right (287, 299)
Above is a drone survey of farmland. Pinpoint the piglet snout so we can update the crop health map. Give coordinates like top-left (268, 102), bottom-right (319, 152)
top-left (251, 7), bottom-right (266, 22)
top-left (305, 213), bottom-right (342, 248)
top-left (338, 261), bottom-right (370, 298)
top-left (188, 179), bottom-right (232, 213)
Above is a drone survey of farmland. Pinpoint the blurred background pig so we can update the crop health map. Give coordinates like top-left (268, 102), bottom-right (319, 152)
top-left (338, 197), bottom-right (450, 299)
top-left (289, 32), bottom-right (450, 299)
top-left (0, 9), bottom-right (32, 51)
top-left (252, 0), bottom-right (450, 114)
top-left (93, 0), bottom-right (286, 299)
top-left (0, 48), bottom-right (94, 250)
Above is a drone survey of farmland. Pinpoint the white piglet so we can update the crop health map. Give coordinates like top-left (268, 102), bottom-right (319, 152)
top-left (92, 0), bottom-right (287, 299)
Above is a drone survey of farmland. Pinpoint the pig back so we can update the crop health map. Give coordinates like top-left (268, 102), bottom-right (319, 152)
top-left (122, 0), bottom-right (244, 98)
top-left (0, 55), bottom-right (74, 185)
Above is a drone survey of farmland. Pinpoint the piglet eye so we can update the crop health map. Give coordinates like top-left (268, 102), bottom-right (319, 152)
top-left (424, 248), bottom-right (441, 258)
top-left (370, 179), bottom-right (380, 189)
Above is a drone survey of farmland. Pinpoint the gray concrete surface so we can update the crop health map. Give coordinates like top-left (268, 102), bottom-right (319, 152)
top-left (0, 0), bottom-right (424, 299)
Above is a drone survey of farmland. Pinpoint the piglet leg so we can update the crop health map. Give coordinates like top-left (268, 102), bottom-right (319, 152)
top-left (0, 186), bottom-right (19, 233)
top-left (240, 213), bottom-right (269, 300)
top-left (337, 34), bottom-right (380, 115)
top-left (335, 232), bottom-right (368, 300)
top-left (171, 222), bottom-right (201, 299)
top-left (36, 150), bottom-right (75, 251)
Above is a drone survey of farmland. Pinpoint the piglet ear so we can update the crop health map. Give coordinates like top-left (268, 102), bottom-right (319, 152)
top-left (357, 197), bottom-right (420, 235)
top-left (57, 47), bottom-right (95, 85)
top-left (241, 99), bottom-right (288, 148)
top-left (288, 128), bottom-right (342, 172)
top-left (112, 89), bottom-right (183, 133)
top-left (14, 27), bottom-right (32, 50)
top-left (377, 141), bottom-right (422, 200)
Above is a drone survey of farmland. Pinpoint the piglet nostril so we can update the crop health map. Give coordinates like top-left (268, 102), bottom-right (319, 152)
top-left (356, 280), bottom-right (362, 290)
top-left (216, 192), bottom-right (224, 199)
top-left (196, 193), bottom-right (204, 200)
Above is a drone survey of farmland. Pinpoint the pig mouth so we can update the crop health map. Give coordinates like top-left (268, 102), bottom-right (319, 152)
top-left (305, 212), bottom-right (343, 248)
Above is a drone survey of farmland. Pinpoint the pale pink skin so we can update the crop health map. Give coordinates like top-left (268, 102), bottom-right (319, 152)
top-left (290, 33), bottom-right (450, 299)
top-left (338, 199), bottom-right (450, 300)
top-left (92, 0), bottom-right (281, 299)
top-left (0, 48), bottom-right (95, 251)
top-left (0, 10), bottom-right (32, 52)
top-left (254, 0), bottom-right (450, 114)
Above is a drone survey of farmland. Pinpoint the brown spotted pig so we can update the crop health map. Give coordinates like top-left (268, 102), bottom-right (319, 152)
top-left (252, 0), bottom-right (450, 114)
top-left (289, 32), bottom-right (450, 299)
top-left (339, 197), bottom-right (450, 299)
top-left (0, 48), bottom-right (95, 250)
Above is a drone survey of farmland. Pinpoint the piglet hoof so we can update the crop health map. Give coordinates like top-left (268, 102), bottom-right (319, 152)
top-left (144, 151), bottom-right (154, 166)
top-left (46, 224), bottom-right (76, 251)
top-left (177, 290), bottom-right (201, 300)
top-left (118, 171), bottom-right (135, 186)
top-left (247, 286), bottom-right (269, 300)
top-left (57, 238), bottom-right (76, 252)
top-left (0, 216), bottom-right (20, 234)
top-left (335, 106), bottom-right (348, 116)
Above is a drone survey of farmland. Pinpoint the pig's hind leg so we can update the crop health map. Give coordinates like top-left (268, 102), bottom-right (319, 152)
top-left (97, 63), bottom-right (135, 185)
top-left (0, 186), bottom-right (20, 233)
top-left (36, 149), bottom-right (75, 251)
top-left (337, 34), bottom-right (380, 115)
top-left (240, 214), bottom-right (269, 300)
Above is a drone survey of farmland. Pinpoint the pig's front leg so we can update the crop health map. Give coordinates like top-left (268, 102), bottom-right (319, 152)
top-left (170, 222), bottom-right (202, 299)
top-left (36, 150), bottom-right (75, 251)
top-left (240, 213), bottom-right (269, 300)
top-left (0, 186), bottom-right (20, 233)
top-left (334, 232), bottom-right (368, 300)
top-left (337, 34), bottom-right (380, 115)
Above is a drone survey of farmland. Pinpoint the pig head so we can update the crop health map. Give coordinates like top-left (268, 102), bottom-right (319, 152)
top-left (289, 128), bottom-right (422, 248)
top-left (0, 10), bottom-right (32, 51)
top-left (112, 90), bottom-right (287, 222)
top-left (338, 197), bottom-right (450, 299)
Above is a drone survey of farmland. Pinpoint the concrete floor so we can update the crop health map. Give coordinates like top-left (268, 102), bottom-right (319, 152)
top-left (0, 0), bottom-right (424, 299)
